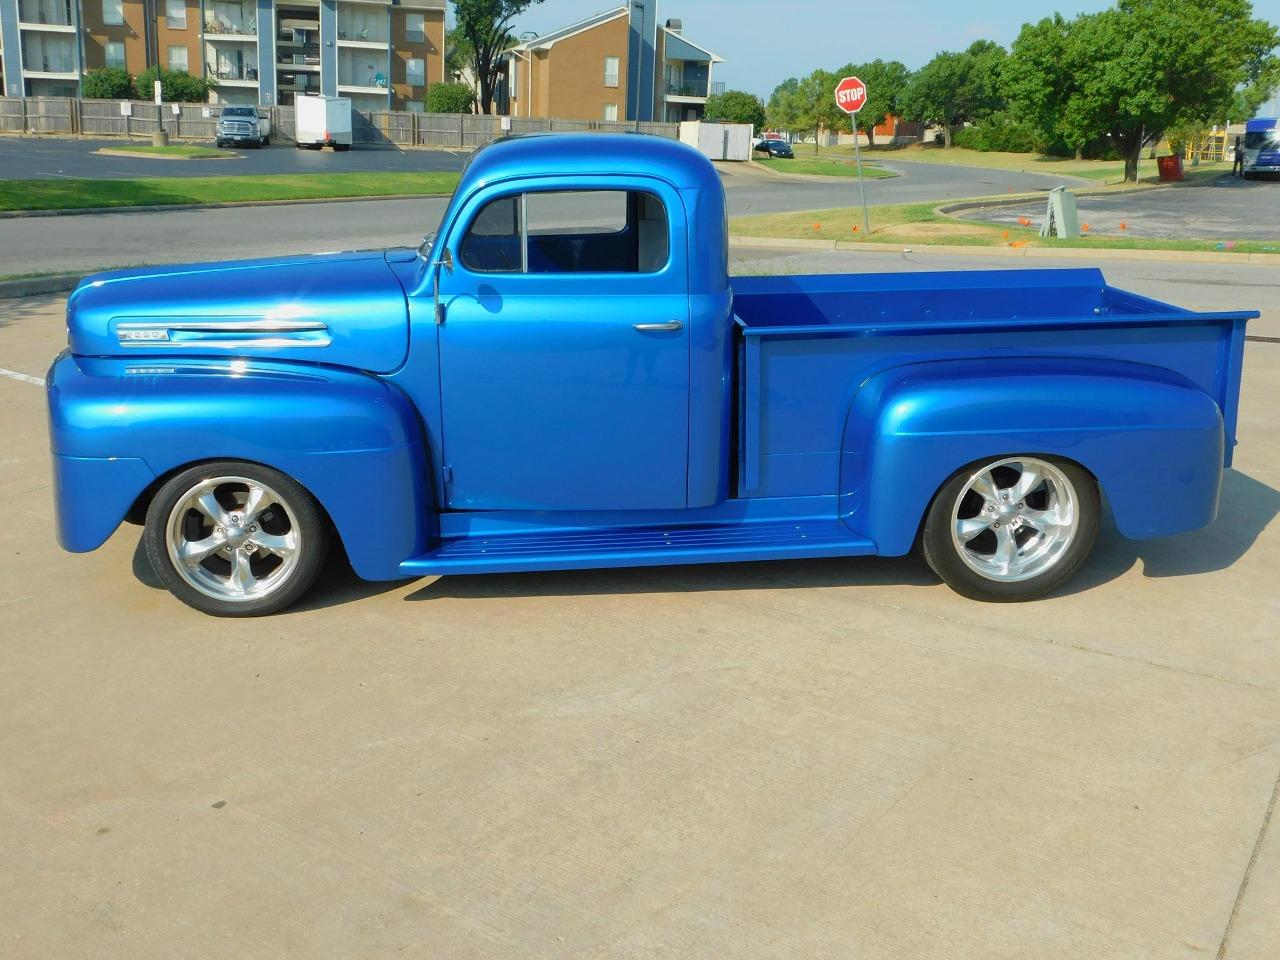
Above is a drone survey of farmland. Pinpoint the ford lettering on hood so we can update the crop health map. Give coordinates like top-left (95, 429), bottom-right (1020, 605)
top-left (66, 250), bottom-right (410, 373)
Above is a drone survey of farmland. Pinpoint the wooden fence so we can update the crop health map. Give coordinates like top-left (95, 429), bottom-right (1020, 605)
top-left (0, 97), bottom-right (679, 148)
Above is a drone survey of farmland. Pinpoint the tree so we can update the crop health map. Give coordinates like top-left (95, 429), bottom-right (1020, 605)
top-left (793, 68), bottom-right (848, 154)
top-left (445, 26), bottom-right (475, 85)
top-left (133, 66), bottom-right (213, 103)
top-left (426, 81), bottom-right (476, 114)
top-left (900, 52), bottom-right (969, 146)
top-left (1005, 0), bottom-right (1279, 181)
top-left (1005, 15), bottom-right (1083, 156)
top-left (901, 41), bottom-right (1007, 147)
top-left (704, 90), bottom-right (766, 130)
top-left (765, 77), bottom-right (803, 134)
top-left (834, 59), bottom-right (910, 146)
top-left (81, 67), bottom-right (132, 100)
top-left (453, 0), bottom-right (544, 116)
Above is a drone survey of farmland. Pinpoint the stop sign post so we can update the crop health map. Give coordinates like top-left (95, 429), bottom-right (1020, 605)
top-left (835, 75), bottom-right (871, 235)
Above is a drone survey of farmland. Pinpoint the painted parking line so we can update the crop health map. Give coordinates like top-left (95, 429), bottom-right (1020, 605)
top-left (0, 367), bottom-right (45, 386)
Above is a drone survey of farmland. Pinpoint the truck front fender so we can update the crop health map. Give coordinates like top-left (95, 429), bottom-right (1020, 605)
top-left (48, 354), bottom-right (435, 579)
top-left (841, 357), bottom-right (1224, 555)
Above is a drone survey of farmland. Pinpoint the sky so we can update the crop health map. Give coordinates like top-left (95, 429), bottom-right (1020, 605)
top-left (502, 0), bottom-right (1280, 105)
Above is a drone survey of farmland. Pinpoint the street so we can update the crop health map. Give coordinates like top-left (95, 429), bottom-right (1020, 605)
top-left (0, 158), bottom-right (1100, 277)
top-left (2, 247), bottom-right (1278, 958)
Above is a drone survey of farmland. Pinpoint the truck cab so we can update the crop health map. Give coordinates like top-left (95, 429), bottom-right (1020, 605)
top-left (47, 134), bottom-right (1254, 616)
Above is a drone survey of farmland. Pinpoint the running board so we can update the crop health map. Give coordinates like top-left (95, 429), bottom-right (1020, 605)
top-left (398, 520), bottom-right (876, 577)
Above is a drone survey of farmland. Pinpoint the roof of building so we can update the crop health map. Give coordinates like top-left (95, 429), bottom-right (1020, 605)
top-left (458, 132), bottom-right (722, 193)
top-left (661, 28), bottom-right (725, 64)
top-left (506, 7), bottom-right (630, 54)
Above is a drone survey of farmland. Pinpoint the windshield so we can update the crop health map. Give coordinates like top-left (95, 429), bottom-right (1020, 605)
top-left (1244, 130), bottom-right (1280, 150)
top-left (221, 108), bottom-right (256, 118)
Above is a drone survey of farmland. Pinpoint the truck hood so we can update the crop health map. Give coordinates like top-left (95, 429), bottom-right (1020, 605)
top-left (66, 250), bottom-right (410, 373)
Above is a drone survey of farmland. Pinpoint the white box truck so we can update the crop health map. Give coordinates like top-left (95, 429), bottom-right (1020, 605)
top-left (295, 95), bottom-right (353, 151)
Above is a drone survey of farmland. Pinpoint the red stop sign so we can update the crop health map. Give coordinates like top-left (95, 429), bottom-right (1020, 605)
top-left (834, 76), bottom-right (867, 114)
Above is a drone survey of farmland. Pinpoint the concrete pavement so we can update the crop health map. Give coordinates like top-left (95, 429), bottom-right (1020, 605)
top-left (956, 173), bottom-right (1280, 241)
top-left (2, 270), bottom-right (1279, 958)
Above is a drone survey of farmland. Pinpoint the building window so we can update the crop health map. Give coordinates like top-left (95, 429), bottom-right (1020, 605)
top-left (405, 13), bottom-right (425, 43)
top-left (405, 57), bottom-right (424, 86)
top-left (406, 100), bottom-right (424, 114)
top-left (103, 0), bottom-right (123, 26)
top-left (105, 40), bottom-right (125, 68)
top-left (603, 55), bottom-right (619, 88)
top-left (167, 45), bottom-right (188, 72)
top-left (603, 103), bottom-right (618, 122)
top-left (508, 59), bottom-right (518, 97)
top-left (165, 0), bottom-right (186, 29)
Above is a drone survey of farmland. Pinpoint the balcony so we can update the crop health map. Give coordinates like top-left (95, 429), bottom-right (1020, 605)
top-left (207, 64), bottom-right (259, 85)
top-left (664, 79), bottom-right (710, 99)
top-left (22, 35), bottom-right (76, 76)
top-left (204, 16), bottom-right (258, 39)
top-left (337, 6), bottom-right (389, 46)
top-left (277, 44), bottom-right (321, 70)
top-left (18, 0), bottom-right (75, 30)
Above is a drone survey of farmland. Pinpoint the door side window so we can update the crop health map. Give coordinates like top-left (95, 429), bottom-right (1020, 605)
top-left (459, 190), bottom-right (669, 275)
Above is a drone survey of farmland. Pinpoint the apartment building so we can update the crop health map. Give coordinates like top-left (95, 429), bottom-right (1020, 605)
top-left (501, 2), bottom-right (723, 123)
top-left (0, 0), bottom-right (444, 110)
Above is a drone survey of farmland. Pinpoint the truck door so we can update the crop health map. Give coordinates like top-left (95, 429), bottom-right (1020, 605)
top-left (434, 182), bottom-right (690, 511)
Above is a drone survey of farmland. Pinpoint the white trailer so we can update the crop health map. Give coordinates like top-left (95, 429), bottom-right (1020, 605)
top-left (295, 95), bottom-right (353, 151)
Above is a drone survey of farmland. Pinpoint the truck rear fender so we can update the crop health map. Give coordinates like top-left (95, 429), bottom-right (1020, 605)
top-left (48, 355), bottom-right (436, 579)
top-left (840, 357), bottom-right (1224, 555)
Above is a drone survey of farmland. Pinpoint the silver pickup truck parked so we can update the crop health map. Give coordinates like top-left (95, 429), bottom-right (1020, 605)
top-left (215, 106), bottom-right (271, 148)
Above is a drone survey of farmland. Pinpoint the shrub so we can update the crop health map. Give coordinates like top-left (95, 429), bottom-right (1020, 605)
top-left (704, 90), bottom-right (767, 130)
top-left (133, 66), bottom-right (213, 103)
top-left (425, 82), bottom-right (475, 114)
top-left (952, 112), bottom-right (1045, 153)
top-left (82, 67), bottom-right (133, 100)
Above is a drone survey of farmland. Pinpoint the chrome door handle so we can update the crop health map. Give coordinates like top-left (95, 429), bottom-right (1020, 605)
top-left (633, 320), bottom-right (683, 332)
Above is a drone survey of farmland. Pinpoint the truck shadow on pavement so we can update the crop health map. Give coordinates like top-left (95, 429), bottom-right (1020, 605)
top-left (1066, 468), bottom-right (1280, 592)
top-left (404, 469), bottom-right (1279, 603)
top-left (128, 469), bottom-right (1279, 607)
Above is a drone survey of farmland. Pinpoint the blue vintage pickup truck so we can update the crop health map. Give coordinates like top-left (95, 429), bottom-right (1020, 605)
top-left (47, 134), bottom-right (1254, 616)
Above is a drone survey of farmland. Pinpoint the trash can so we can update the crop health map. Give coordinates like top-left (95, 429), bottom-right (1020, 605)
top-left (1156, 155), bottom-right (1184, 182)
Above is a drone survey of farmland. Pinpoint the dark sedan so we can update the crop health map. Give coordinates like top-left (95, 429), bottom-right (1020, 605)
top-left (753, 138), bottom-right (794, 158)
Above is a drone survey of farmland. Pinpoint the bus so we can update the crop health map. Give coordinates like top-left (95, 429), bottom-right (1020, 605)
top-left (1242, 117), bottom-right (1280, 177)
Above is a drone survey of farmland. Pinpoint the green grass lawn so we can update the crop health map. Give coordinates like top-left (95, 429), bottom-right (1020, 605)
top-left (730, 200), bottom-right (1280, 254)
top-left (756, 156), bottom-right (894, 179)
top-left (0, 172), bottom-right (461, 212)
top-left (99, 145), bottom-right (228, 159)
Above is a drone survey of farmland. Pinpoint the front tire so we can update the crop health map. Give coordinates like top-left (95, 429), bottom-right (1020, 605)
top-left (921, 455), bottom-right (1099, 602)
top-left (144, 461), bottom-right (329, 617)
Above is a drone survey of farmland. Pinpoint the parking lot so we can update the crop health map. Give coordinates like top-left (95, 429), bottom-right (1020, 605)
top-left (3, 246), bottom-right (1279, 958)
top-left (960, 172), bottom-right (1280, 241)
top-left (0, 135), bottom-right (469, 179)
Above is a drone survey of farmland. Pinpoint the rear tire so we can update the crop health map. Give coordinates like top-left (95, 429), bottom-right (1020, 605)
top-left (144, 461), bottom-right (329, 617)
top-left (921, 455), bottom-right (1099, 602)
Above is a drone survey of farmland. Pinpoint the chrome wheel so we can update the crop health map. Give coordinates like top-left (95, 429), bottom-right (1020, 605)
top-left (950, 457), bottom-right (1079, 583)
top-left (165, 475), bottom-right (302, 603)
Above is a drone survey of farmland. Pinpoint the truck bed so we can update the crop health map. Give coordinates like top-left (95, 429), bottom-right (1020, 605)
top-left (729, 268), bottom-right (1252, 498)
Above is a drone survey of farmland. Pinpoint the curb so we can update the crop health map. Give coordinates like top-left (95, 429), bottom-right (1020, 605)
top-left (729, 234), bottom-right (1280, 265)
top-left (0, 273), bottom-right (82, 299)
top-left (0, 191), bottom-right (454, 219)
top-left (93, 148), bottom-right (239, 161)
